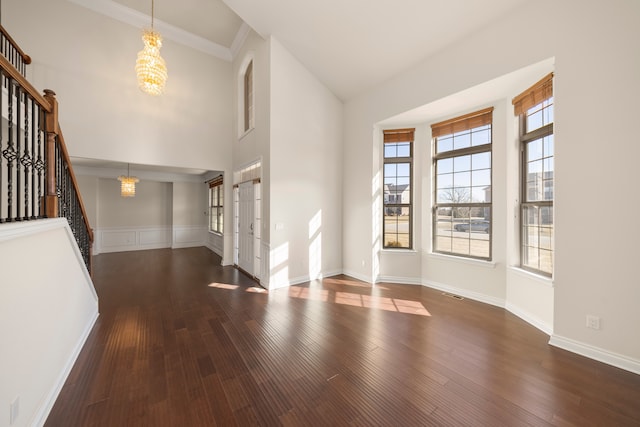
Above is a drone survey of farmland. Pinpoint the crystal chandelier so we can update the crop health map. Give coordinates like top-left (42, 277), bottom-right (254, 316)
top-left (135, 0), bottom-right (167, 95)
top-left (118, 164), bottom-right (139, 197)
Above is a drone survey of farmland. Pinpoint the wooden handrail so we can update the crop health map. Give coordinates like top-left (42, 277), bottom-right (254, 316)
top-left (0, 25), bottom-right (32, 65)
top-left (0, 53), bottom-right (51, 111)
top-left (0, 26), bottom-right (93, 273)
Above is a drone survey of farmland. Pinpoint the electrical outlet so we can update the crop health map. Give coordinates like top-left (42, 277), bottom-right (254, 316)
top-left (586, 315), bottom-right (601, 330)
top-left (10, 397), bottom-right (19, 425)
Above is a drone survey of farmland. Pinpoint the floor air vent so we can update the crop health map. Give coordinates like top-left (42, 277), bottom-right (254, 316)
top-left (442, 292), bottom-right (464, 300)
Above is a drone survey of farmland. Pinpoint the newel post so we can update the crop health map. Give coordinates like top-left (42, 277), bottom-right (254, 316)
top-left (43, 89), bottom-right (59, 218)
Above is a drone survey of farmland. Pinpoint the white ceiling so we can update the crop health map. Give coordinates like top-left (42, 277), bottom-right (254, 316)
top-left (112, 0), bottom-right (244, 48)
top-left (223, 0), bottom-right (530, 100)
top-left (69, 0), bottom-right (535, 174)
top-left (74, 0), bottom-right (530, 101)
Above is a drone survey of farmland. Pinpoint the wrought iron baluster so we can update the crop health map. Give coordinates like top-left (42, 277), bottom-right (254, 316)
top-left (29, 96), bottom-right (36, 218)
top-left (15, 85), bottom-right (22, 220)
top-left (3, 78), bottom-right (16, 221)
top-left (35, 107), bottom-right (44, 218)
top-left (0, 70), bottom-right (3, 222)
top-left (21, 91), bottom-right (33, 220)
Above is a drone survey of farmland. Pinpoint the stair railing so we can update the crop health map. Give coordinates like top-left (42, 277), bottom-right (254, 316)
top-left (0, 24), bottom-right (31, 76)
top-left (0, 24), bottom-right (93, 273)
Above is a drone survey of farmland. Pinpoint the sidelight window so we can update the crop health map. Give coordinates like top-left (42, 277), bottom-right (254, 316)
top-left (513, 73), bottom-right (554, 276)
top-left (383, 128), bottom-right (414, 249)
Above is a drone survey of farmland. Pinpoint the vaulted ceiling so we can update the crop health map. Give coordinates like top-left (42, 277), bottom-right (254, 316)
top-left (112, 0), bottom-right (244, 48)
top-left (69, 0), bottom-right (535, 175)
top-left (76, 0), bottom-right (530, 101)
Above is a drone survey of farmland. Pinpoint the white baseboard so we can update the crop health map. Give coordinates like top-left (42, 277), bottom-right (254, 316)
top-left (205, 241), bottom-right (223, 257)
top-left (341, 269), bottom-right (373, 284)
top-left (422, 279), bottom-right (505, 308)
top-left (505, 302), bottom-right (553, 335)
top-left (320, 269), bottom-right (344, 280)
top-left (376, 275), bottom-right (422, 286)
top-left (32, 308), bottom-right (99, 426)
top-left (549, 335), bottom-right (640, 376)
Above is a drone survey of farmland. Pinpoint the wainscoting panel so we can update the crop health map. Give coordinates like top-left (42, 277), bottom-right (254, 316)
top-left (205, 231), bottom-right (224, 258)
top-left (96, 226), bottom-right (172, 253)
top-left (172, 225), bottom-right (207, 249)
top-left (101, 230), bottom-right (136, 249)
top-left (260, 241), bottom-right (270, 289)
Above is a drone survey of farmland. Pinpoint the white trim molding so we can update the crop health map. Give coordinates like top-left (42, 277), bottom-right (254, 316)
top-left (0, 219), bottom-right (99, 426)
top-left (230, 23), bottom-right (251, 60)
top-left (205, 231), bottom-right (226, 260)
top-left (172, 225), bottom-right (207, 249)
top-left (341, 269), bottom-right (373, 284)
top-left (549, 335), bottom-right (640, 376)
top-left (376, 275), bottom-right (422, 286)
top-left (96, 226), bottom-right (172, 253)
top-left (505, 302), bottom-right (553, 336)
top-left (67, 0), bottom-right (232, 60)
top-left (34, 309), bottom-right (99, 426)
top-left (422, 278), bottom-right (505, 308)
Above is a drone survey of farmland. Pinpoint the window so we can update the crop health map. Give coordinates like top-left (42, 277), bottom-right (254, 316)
top-left (432, 108), bottom-right (493, 260)
top-left (208, 176), bottom-right (223, 234)
top-left (513, 73), bottom-right (554, 276)
top-left (243, 60), bottom-right (254, 133)
top-left (383, 128), bottom-right (414, 249)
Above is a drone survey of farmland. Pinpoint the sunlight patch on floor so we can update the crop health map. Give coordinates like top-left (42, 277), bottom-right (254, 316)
top-left (288, 287), bottom-right (430, 316)
top-left (208, 283), bottom-right (239, 290)
top-left (208, 282), bottom-right (268, 293)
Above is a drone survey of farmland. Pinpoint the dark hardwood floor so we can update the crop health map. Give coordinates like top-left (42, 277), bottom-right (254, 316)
top-left (45, 247), bottom-right (640, 426)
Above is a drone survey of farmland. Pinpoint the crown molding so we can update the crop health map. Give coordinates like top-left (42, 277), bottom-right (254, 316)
top-left (73, 165), bottom-right (209, 183)
top-left (229, 22), bottom-right (251, 60)
top-left (67, 0), bottom-right (233, 61)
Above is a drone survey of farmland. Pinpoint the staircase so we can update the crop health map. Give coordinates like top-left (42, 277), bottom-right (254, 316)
top-left (0, 24), bottom-right (93, 273)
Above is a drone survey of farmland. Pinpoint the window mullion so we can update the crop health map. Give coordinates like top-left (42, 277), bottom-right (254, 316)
top-left (434, 143), bottom-right (491, 160)
top-left (522, 123), bottom-right (553, 143)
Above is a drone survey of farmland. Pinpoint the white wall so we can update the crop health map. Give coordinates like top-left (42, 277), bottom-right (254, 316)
top-left (4, 0), bottom-right (233, 173)
top-left (0, 219), bottom-right (98, 427)
top-left (172, 181), bottom-right (209, 249)
top-left (172, 182), bottom-right (207, 227)
top-left (94, 178), bottom-right (173, 253)
top-left (343, 0), bottom-right (640, 372)
top-left (98, 178), bottom-right (172, 227)
top-left (550, 0), bottom-right (640, 372)
top-left (232, 29), bottom-right (271, 245)
top-left (268, 37), bottom-right (343, 288)
top-left (76, 173), bottom-right (216, 254)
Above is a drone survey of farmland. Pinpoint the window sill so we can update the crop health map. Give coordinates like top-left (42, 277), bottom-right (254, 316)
top-left (238, 126), bottom-right (255, 141)
top-left (208, 230), bottom-right (223, 236)
top-left (381, 248), bottom-right (418, 255)
top-left (509, 266), bottom-right (554, 287)
top-left (426, 251), bottom-right (496, 269)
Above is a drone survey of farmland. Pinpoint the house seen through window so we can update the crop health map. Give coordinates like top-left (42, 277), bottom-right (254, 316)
top-left (383, 128), bottom-right (414, 249)
top-left (432, 107), bottom-right (493, 260)
top-left (513, 73), bottom-right (554, 276)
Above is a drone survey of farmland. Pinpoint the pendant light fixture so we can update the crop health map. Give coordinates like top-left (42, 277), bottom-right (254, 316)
top-left (135, 0), bottom-right (167, 95)
top-left (118, 164), bottom-right (139, 197)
